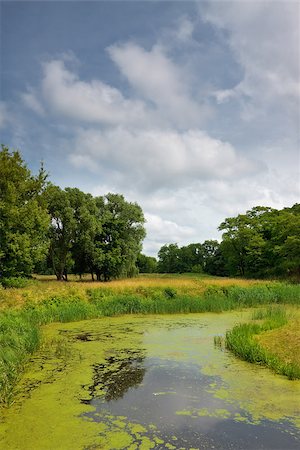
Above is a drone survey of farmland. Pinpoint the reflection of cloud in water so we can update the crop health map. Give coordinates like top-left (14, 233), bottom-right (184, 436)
top-left (87, 357), bottom-right (300, 449)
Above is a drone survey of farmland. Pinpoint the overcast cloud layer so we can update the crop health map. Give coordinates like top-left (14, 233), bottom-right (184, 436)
top-left (1, 1), bottom-right (299, 256)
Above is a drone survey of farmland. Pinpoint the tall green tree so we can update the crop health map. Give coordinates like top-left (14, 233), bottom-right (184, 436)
top-left (218, 205), bottom-right (300, 278)
top-left (68, 188), bottom-right (101, 279)
top-left (0, 145), bottom-right (49, 277)
top-left (45, 186), bottom-right (99, 280)
top-left (92, 194), bottom-right (145, 281)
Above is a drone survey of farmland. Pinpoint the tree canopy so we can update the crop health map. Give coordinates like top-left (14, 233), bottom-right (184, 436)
top-left (0, 146), bottom-right (146, 281)
top-left (0, 145), bottom-right (49, 277)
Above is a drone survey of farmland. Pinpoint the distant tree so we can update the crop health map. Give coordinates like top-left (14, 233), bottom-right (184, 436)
top-left (136, 254), bottom-right (158, 273)
top-left (218, 205), bottom-right (300, 278)
top-left (157, 244), bottom-right (181, 273)
top-left (178, 243), bottom-right (204, 273)
top-left (272, 204), bottom-right (300, 277)
top-left (0, 145), bottom-right (50, 277)
top-left (202, 240), bottom-right (227, 276)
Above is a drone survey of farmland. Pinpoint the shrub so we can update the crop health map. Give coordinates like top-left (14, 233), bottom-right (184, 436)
top-left (0, 277), bottom-right (31, 289)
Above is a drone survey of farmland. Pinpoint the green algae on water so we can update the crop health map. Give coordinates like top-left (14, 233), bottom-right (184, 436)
top-left (0, 313), bottom-right (299, 450)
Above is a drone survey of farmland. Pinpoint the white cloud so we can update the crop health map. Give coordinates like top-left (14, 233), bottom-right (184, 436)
top-left (40, 60), bottom-right (148, 126)
top-left (142, 213), bottom-right (195, 256)
top-left (203, 2), bottom-right (300, 115)
top-left (108, 42), bottom-right (210, 127)
top-left (69, 126), bottom-right (262, 192)
top-left (176, 17), bottom-right (194, 42)
top-left (21, 88), bottom-right (45, 115)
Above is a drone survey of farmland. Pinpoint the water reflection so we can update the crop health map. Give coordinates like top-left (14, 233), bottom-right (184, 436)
top-left (87, 357), bottom-right (300, 449)
top-left (81, 349), bottom-right (146, 403)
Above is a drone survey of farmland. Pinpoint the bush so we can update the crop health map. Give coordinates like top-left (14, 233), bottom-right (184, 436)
top-left (0, 277), bottom-right (31, 289)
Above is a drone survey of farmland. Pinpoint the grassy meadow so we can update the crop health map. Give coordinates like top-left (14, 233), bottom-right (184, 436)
top-left (0, 273), bottom-right (299, 405)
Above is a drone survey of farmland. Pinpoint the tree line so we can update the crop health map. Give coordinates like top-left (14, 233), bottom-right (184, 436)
top-left (0, 146), bottom-right (145, 281)
top-left (154, 204), bottom-right (299, 279)
top-left (1, 146), bottom-right (299, 281)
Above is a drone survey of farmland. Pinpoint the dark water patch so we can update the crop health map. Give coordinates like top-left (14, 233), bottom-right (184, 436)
top-left (81, 349), bottom-right (146, 403)
top-left (76, 332), bottom-right (93, 341)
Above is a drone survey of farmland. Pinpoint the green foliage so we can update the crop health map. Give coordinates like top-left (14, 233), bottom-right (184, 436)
top-left (136, 254), bottom-right (158, 273)
top-left (44, 186), bottom-right (98, 280)
top-left (0, 277), bottom-right (32, 289)
top-left (157, 244), bottom-right (180, 273)
top-left (88, 282), bottom-right (300, 314)
top-left (43, 186), bottom-right (145, 282)
top-left (0, 147), bottom-right (145, 281)
top-left (0, 145), bottom-right (50, 277)
top-left (157, 241), bottom-right (226, 276)
top-left (92, 193), bottom-right (146, 281)
top-left (219, 205), bottom-right (300, 278)
top-left (202, 240), bottom-right (227, 276)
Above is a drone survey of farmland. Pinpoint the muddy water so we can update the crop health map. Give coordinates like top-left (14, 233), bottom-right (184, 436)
top-left (0, 312), bottom-right (299, 449)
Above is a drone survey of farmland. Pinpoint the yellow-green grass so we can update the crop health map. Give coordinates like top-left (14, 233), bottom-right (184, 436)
top-left (255, 316), bottom-right (300, 368)
top-left (0, 273), bottom-right (266, 310)
top-left (225, 306), bottom-right (300, 379)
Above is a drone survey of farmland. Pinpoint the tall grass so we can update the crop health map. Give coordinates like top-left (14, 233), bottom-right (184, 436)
top-left (0, 296), bottom-right (100, 406)
top-left (88, 283), bottom-right (300, 315)
top-left (0, 281), bottom-right (299, 405)
top-left (225, 306), bottom-right (300, 380)
top-left (0, 312), bottom-right (40, 405)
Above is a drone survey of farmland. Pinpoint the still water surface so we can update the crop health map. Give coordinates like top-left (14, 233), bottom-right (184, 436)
top-left (0, 312), bottom-right (299, 449)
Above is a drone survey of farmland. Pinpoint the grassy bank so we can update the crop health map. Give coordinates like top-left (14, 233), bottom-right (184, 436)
top-left (225, 306), bottom-right (300, 380)
top-left (0, 277), bottom-right (299, 405)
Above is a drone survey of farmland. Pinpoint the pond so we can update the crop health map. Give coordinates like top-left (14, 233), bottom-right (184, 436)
top-left (0, 312), bottom-right (299, 449)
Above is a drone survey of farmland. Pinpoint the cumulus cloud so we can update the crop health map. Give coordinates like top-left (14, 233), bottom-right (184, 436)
top-left (142, 213), bottom-right (195, 255)
top-left (21, 88), bottom-right (45, 115)
top-left (202, 2), bottom-right (300, 115)
top-left (108, 42), bottom-right (210, 127)
top-left (69, 127), bottom-right (262, 191)
top-left (40, 60), bottom-right (148, 126)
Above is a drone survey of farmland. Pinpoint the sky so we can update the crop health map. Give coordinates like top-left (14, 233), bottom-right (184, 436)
top-left (1, 1), bottom-right (299, 257)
